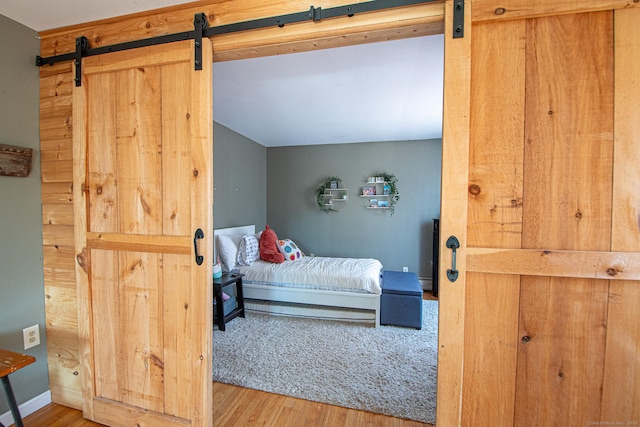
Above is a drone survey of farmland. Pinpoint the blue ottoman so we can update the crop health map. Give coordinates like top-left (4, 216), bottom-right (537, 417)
top-left (380, 271), bottom-right (423, 329)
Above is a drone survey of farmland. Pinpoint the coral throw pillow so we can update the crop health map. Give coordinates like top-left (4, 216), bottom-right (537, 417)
top-left (259, 225), bottom-right (285, 263)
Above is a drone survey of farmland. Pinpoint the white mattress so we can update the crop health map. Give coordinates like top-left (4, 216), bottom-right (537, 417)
top-left (235, 257), bottom-right (383, 295)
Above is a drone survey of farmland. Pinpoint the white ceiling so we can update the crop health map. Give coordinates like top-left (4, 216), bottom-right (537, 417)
top-left (0, 1), bottom-right (444, 147)
top-left (213, 35), bottom-right (443, 147)
top-left (0, 0), bottom-right (195, 32)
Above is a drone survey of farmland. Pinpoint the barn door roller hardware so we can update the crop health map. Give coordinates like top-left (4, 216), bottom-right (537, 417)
top-left (36, 0), bottom-right (445, 82)
top-left (193, 13), bottom-right (208, 71)
top-left (38, 13), bottom-right (210, 86)
top-left (74, 36), bottom-right (89, 87)
top-left (452, 0), bottom-right (464, 38)
top-left (206, 0), bottom-right (437, 34)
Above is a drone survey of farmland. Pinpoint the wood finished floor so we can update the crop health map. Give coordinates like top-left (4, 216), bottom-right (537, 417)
top-left (24, 383), bottom-right (434, 426)
top-left (25, 292), bottom-right (438, 426)
top-left (423, 290), bottom-right (438, 301)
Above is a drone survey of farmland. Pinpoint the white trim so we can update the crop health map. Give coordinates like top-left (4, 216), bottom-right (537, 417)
top-left (245, 299), bottom-right (376, 323)
top-left (0, 390), bottom-right (51, 426)
top-left (419, 277), bottom-right (433, 291)
top-left (244, 283), bottom-right (381, 327)
top-left (214, 225), bottom-right (255, 237)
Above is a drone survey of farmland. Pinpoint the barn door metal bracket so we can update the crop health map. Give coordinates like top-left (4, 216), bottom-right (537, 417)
top-left (453, 0), bottom-right (464, 38)
top-left (193, 13), bottom-right (208, 70)
top-left (446, 235), bottom-right (460, 282)
top-left (74, 36), bottom-right (89, 87)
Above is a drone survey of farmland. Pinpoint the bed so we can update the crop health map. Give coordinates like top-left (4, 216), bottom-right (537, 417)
top-left (214, 225), bottom-right (383, 327)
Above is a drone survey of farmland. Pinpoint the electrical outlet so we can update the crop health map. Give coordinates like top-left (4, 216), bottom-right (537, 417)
top-left (23, 324), bottom-right (40, 350)
top-left (403, 266), bottom-right (409, 272)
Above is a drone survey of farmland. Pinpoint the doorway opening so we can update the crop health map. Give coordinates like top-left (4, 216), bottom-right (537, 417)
top-left (211, 33), bottom-right (444, 425)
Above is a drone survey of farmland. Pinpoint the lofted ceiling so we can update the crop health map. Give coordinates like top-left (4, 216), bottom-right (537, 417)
top-left (0, 0), bottom-right (444, 147)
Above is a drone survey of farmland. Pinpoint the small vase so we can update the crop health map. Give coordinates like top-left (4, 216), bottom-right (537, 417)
top-left (213, 263), bottom-right (222, 279)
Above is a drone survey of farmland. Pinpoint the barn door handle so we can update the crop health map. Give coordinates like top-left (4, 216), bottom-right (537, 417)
top-left (193, 228), bottom-right (204, 265)
top-left (446, 236), bottom-right (460, 282)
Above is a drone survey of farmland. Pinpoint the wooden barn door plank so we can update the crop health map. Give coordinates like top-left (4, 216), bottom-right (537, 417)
top-left (515, 278), bottom-right (609, 425)
top-left (601, 6), bottom-right (640, 422)
top-left (466, 18), bottom-right (525, 249)
top-left (461, 272), bottom-right (520, 425)
top-left (521, 13), bottom-right (613, 253)
top-left (460, 17), bottom-right (526, 426)
top-left (73, 39), bottom-right (213, 426)
top-left (611, 7), bottom-right (640, 250)
top-left (514, 12), bottom-right (613, 426)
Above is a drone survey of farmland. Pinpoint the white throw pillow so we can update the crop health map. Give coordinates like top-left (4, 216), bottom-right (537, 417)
top-left (216, 234), bottom-right (242, 272)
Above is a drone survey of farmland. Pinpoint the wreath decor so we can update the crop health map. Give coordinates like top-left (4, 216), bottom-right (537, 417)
top-left (315, 176), bottom-right (343, 213)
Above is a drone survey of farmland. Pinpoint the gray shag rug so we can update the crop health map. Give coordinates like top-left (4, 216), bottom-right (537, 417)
top-left (213, 300), bottom-right (438, 424)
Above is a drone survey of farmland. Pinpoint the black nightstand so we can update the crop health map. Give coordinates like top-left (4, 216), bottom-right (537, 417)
top-left (432, 218), bottom-right (439, 297)
top-left (213, 273), bottom-right (245, 331)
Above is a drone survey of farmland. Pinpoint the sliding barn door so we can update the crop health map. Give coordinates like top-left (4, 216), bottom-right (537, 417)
top-left (438, 1), bottom-right (640, 425)
top-left (73, 39), bottom-right (213, 426)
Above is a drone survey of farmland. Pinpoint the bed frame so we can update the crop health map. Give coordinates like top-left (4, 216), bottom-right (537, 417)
top-left (214, 225), bottom-right (381, 327)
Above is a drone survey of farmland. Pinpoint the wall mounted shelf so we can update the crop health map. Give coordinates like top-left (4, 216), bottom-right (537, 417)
top-left (360, 173), bottom-right (399, 215)
top-left (315, 177), bottom-right (348, 213)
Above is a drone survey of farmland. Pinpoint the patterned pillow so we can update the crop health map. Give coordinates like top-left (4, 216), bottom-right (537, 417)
top-left (237, 234), bottom-right (260, 266)
top-left (276, 239), bottom-right (303, 261)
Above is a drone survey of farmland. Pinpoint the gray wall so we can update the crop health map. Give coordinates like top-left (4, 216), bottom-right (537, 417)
top-left (212, 124), bottom-right (442, 277)
top-left (0, 15), bottom-right (49, 415)
top-left (213, 122), bottom-right (267, 231)
top-left (266, 139), bottom-right (441, 278)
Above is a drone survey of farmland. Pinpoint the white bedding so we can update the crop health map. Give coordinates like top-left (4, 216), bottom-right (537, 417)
top-left (235, 257), bottom-right (383, 295)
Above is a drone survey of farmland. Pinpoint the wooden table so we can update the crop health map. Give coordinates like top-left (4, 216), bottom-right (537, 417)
top-left (0, 349), bottom-right (36, 427)
top-left (213, 273), bottom-right (245, 331)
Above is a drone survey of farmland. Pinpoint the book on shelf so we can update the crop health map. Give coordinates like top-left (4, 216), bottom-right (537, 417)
top-left (362, 186), bottom-right (376, 196)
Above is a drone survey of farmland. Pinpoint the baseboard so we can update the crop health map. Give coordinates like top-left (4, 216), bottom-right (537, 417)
top-left (419, 277), bottom-right (433, 291)
top-left (0, 390), bottom-right (51, 426)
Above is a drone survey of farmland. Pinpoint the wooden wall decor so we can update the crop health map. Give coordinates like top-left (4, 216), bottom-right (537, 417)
top-left (0, 143), bottom-right (33, 177)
